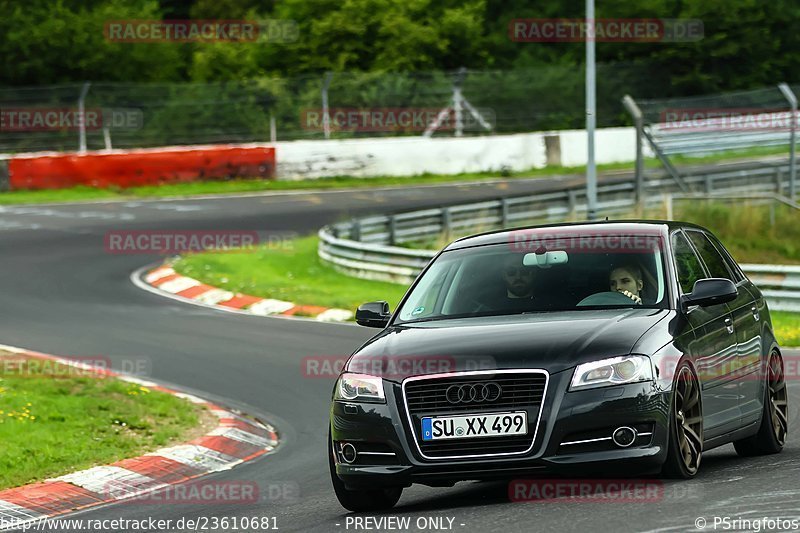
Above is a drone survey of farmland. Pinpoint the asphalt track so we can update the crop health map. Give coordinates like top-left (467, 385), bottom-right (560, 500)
top-left (1, 171), bottom-right (799, 533)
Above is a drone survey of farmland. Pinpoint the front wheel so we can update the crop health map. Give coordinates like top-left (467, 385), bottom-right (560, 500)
top-left (329, 432), bottom-right (402, 512)
top-left (661, 363), bottom-right (704, 479)
top-left (734, 351), bottom-right (788, 456)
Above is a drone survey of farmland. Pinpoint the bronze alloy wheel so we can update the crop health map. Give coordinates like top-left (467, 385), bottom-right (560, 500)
top-left (674, 365), bottom-right (704, 475)
top-left (767, 352), bottom-right (789, 446)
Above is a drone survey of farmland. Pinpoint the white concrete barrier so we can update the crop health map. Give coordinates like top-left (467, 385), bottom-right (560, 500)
top-left (275, 126), bottom-right (648, 180)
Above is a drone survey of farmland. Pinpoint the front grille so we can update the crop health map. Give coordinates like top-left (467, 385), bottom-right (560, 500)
top-left (403, 371), bottom-right (547, 459)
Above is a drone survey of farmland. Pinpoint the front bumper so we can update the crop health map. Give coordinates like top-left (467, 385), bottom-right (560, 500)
top-left (330, 369), bottom-right (670, 489)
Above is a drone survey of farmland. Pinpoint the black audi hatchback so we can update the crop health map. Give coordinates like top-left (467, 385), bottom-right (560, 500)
top-left (329, 221), bottom-right (788, 511)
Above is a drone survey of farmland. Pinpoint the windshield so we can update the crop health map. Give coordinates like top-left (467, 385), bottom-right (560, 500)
top-left (396, 234), bottom-right (668, 323)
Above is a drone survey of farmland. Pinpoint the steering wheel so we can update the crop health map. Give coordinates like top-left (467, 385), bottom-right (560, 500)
top-left (577, 291), bottom-right (640, 306)
top-left (467, 297), bottom-right (495, 313)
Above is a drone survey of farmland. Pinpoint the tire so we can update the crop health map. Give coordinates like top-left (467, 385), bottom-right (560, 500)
top-left (734, 351), bottom-right (788, 457)
top-left (661, 362), bottom-right (704, 479)
top-left (328, 432), bottom-right (402, 512)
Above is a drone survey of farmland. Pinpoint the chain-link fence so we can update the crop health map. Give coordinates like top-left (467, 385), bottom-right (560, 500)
top-left (0, 63), bottom-right (665, 154)
top-left (623, 85), bottom-right (799, 199)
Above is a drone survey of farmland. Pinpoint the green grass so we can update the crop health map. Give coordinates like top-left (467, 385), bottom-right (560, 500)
top-left (173, 235), bottom-right (409, 311)
top-left (0, 354), bottom-right (211, 490)
top-left (773, 312), bottom-right (800, 347)
top-left (666, 202), bottom-right (800, 265)
top-left (0, 144), bottom-right (789, 205)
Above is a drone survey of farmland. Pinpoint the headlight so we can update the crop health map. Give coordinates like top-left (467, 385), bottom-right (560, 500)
top-left (334, 373), bottom-right (385, 403)
top-left (570, 355), bottom-right (653, 391)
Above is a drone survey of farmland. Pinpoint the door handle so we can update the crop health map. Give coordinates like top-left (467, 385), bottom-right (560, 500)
top-left (751, 306), bottom-right (760, 321)
top-left (724, 317), bottom-right (734, 335)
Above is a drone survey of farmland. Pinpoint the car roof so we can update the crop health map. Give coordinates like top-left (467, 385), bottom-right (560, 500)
top-left (443, 220), bottom-right (711, 251)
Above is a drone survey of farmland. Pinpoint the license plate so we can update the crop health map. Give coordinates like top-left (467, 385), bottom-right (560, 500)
top-left (421, 412), bottom-right (528, 441)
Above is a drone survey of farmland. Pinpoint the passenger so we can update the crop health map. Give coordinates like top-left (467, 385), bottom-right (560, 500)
top-left (609, 263), bottom-right (644, 304)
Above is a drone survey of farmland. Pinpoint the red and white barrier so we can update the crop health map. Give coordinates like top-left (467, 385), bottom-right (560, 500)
top-left (5, 144), bottom-right (276, 190)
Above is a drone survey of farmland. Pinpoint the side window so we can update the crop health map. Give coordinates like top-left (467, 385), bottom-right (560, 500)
top-left (686, 231), bottom-right (734, 281)
top-left (671, 232), bottom-right (706, 294)
top-left (706, 233), bottom-right (746, 283)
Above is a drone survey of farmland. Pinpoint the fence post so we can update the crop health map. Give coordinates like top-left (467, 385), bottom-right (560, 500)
top-left (622, 95), bottom-right (644, 209)
top-left (102, 126), bottom-right (112, 150)
top-left (453, 72), bottom-right (464, 138)
top-left (778, 83), bottom-right (797, 201)
top-left (270, 114), bottom-right (277, 143)
top-left (322, 71), bottom-right (333, 140)
top-left (77, 82), bottom-right (91, 153)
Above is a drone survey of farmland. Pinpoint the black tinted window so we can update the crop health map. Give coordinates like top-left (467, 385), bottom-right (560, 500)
top-left (671, 232), bottom-right (706, 294)
top-left (686, 231), bottom-right (733, 281)
top-left (706, 233), bottom-right (746, 283)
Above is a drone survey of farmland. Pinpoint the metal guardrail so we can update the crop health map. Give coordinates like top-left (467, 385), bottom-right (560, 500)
top-left (318, 161), bottom-right (800, 311)
top-left (741, 264), bottom-right (800, 312)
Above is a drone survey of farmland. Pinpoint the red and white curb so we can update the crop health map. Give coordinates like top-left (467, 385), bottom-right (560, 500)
top-left (0, 344), bottom-right (278, 530)
top-left (142, 266), bottom-right (353, 322)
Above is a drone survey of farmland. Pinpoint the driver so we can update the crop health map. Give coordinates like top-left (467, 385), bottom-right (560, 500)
top-left (609, 263), bottom-right (644, 304)
top-left (504, 256), bottom-right (535, 300)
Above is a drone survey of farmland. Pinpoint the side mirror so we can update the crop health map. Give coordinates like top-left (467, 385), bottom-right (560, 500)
top-left (681, 278), bottom-right (737, 310)
top-left (355, 301), bottom-right (391, 328)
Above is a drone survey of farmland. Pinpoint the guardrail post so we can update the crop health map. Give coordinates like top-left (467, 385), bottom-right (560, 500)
top-left (776, 168), bottom-right (784, 194)
top-left (442, 208), bottom-right (452, 240)
top-left (388, 216), bottom-right (397, 245)
top-left (567, 190), bottom-right (578, 218)
top-left (705, 174), bottom-right (713, 194)
top-left (350, 218), bottom-right (361, 241)
top-left (500, 198), bottom-right (510, 227)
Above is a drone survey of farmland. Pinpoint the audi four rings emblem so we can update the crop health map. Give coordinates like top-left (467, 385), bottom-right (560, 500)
top-left (446, 382), bottom-right (502, 404)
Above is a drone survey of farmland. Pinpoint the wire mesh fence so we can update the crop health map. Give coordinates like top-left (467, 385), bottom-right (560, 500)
top-left (0, 63), bottom-right (666, 154)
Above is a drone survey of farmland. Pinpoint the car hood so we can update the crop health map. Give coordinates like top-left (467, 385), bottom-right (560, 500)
top-left (347, 309), bottom-right (669, 381)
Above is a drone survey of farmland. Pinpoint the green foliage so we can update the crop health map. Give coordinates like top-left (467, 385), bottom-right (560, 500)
top-left (4, 0), bottom-right (800, 94)
top-left (0, 0), bottom-right (186, 85)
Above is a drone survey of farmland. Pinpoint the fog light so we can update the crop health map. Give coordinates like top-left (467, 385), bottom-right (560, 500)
top-left (612, 426), bottom-right (637, 448)
top-left (341, 443), bottom-right (358, 463)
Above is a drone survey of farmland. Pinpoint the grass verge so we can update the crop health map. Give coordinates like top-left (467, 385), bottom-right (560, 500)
top-left (0, 144), bottom-right (789, 205)
top-left (773, 312), bottom-right (800, 347)
top-left (0, 353), bottom-right (216, 490)
top-left (173, 235), bottom-right (408, 312)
